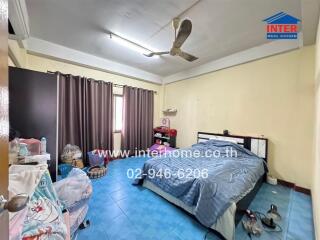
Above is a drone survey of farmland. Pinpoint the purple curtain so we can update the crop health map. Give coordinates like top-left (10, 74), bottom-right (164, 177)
top-left (58, 73), bottom-right (113, 163)
top-left (121, 86), bottom-right (154, 154)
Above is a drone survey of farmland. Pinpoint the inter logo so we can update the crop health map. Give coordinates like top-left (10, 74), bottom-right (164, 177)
top-left (263, 12), bottom-right (301, 40)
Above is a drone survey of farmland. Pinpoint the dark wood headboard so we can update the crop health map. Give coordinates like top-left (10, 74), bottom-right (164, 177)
top-left (197, 132), bottom-right (268, 161)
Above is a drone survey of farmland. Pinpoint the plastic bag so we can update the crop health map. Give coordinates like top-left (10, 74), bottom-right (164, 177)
top-left (61, 144), bottom-right (82, 164)
top-left (53, 168), bottom-right (92, 212)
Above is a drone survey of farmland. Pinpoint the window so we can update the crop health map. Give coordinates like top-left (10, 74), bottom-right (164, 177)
top-left (114, 95), bottom-right (123, 132)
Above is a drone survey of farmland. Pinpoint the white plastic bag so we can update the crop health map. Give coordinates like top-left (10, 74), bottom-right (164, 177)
top-left (61, 144), bottom-right (82, 164)
top-left (53, 168), bottom-right (92, 212)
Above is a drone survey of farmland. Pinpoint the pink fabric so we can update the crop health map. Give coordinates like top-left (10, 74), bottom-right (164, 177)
top-left (9, 208), bottom-right (28, 240)
top-left (63, 211), bottom-right (71, 240)
top-left (149, 144), bottom-right (175, 155)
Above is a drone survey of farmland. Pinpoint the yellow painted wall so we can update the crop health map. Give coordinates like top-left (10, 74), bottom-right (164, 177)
top-left (8, 39), bottom-right (27, 67)
top-left (164, 46), bottom-right (315, 189)
top-left (24, 53), bottom-right (163, 152)
top-left (8, 56), bottom-right (14, 67)
top-left (313, 16), bottom-right (320, 240)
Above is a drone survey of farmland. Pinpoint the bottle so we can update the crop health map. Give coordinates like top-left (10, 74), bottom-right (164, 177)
top-left (41, 137), bottom-right (47, 154)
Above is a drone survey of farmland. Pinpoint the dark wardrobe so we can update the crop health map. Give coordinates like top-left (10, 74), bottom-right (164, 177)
top-left (9, 67), bottom-right (58, 181)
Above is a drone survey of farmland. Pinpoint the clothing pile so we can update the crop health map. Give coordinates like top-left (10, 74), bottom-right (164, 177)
top-left (9, 164), bottom-right (67, 240)
top-left (53, 168), bottom-right (93, 236)
top-left (9, 164), bottom-right (92, 240)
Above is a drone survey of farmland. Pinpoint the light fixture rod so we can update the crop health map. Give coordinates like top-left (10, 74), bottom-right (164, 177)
top-left (109, 31), bottom-right (153, 55)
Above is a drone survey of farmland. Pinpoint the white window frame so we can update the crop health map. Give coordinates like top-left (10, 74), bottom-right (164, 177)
top-left (113, 94), bottom-right (123, 133)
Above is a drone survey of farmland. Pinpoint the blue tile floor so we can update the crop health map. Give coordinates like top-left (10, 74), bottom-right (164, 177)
top-left (76, 156), bottom-right (315, 240)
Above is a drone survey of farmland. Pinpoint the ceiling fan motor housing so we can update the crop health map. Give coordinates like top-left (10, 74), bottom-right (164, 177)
top-left (170, 47), bottom-right (180, 56)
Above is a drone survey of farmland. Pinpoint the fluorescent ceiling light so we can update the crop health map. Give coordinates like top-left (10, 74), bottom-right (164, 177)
top-left (110, 33), bottom-right (153, 56)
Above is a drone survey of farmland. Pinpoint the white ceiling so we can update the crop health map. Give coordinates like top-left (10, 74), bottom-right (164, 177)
top-left (22, 0), bottom-right (319, 83)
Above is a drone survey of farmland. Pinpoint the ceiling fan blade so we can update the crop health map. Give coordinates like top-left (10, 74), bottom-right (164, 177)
top-left (178, 51), bottom-right (198, 62)
top-left (173, 19), bottom-right (192, 49)
top-left (144, 51), bottom-right (170, 57)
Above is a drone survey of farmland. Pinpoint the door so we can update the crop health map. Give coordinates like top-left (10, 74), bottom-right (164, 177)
top-left (0, 0), bottom-right (9, 239)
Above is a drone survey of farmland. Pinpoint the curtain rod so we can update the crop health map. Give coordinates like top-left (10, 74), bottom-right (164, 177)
top-left (47, 71), bottom-right (157, 94)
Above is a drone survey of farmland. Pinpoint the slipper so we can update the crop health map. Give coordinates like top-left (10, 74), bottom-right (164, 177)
top-left (79, 219), bottom-right (90, 230)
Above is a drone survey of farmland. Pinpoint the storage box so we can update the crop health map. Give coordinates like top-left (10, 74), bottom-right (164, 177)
top-left (20, 138), bottom-right (41, 155)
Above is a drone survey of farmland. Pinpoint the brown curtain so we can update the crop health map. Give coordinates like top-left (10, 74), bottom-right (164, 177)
top-left (58, 73), bottom-right (113, 164)
top-left (121, 86), bottom-right (154, 154)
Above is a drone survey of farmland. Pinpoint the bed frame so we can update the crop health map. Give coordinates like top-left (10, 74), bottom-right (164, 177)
top-left (197, 132), bottom-right (268, 225)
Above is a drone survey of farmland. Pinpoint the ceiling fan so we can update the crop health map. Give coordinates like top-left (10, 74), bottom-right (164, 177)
top-left (144, 18), bottom-right (198, 62)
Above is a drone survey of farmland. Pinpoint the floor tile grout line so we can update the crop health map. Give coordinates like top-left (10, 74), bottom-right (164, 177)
top-left (114, 195), bottom-right (151, 236)
top-left (105, 182), bottom-right (146, 237)
top-left (80, 157), bottom-right (315, 240)
top-left (283, 188), bottom-right (294, 240)
top-left (114, 197), bottom-right (128, 216)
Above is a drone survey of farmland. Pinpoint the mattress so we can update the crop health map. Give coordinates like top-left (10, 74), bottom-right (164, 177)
top-left (143, 180), bottom-right (236, 240)
top-left (136, 139), bottom-right (265, 229)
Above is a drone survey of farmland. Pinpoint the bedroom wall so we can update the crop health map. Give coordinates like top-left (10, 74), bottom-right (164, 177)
top-left (163, 46), bottom-right (315, 189)
top-left (8, 56), bottom-right (15, 67)
top-left (313, 16), bottom-right (320, 240)
top-left (14, 51), bottom-right (163, 153)
top-left (8, 39), bottom-right (27, 67)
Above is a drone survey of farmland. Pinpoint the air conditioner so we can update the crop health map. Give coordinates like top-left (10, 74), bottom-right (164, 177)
top-left (9, 0), bottom-right (30, 40)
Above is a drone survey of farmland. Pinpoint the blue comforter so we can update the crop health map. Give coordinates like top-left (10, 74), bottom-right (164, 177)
top-left (136, 140), bottom-right (265, 227)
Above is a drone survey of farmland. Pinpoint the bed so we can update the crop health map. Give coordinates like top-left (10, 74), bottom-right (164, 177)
top-left (137, 132), bottom-right (268, 240)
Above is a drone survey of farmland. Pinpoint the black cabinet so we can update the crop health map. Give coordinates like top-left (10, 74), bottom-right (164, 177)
top-left (9, 67), bottom-right (58, 181)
